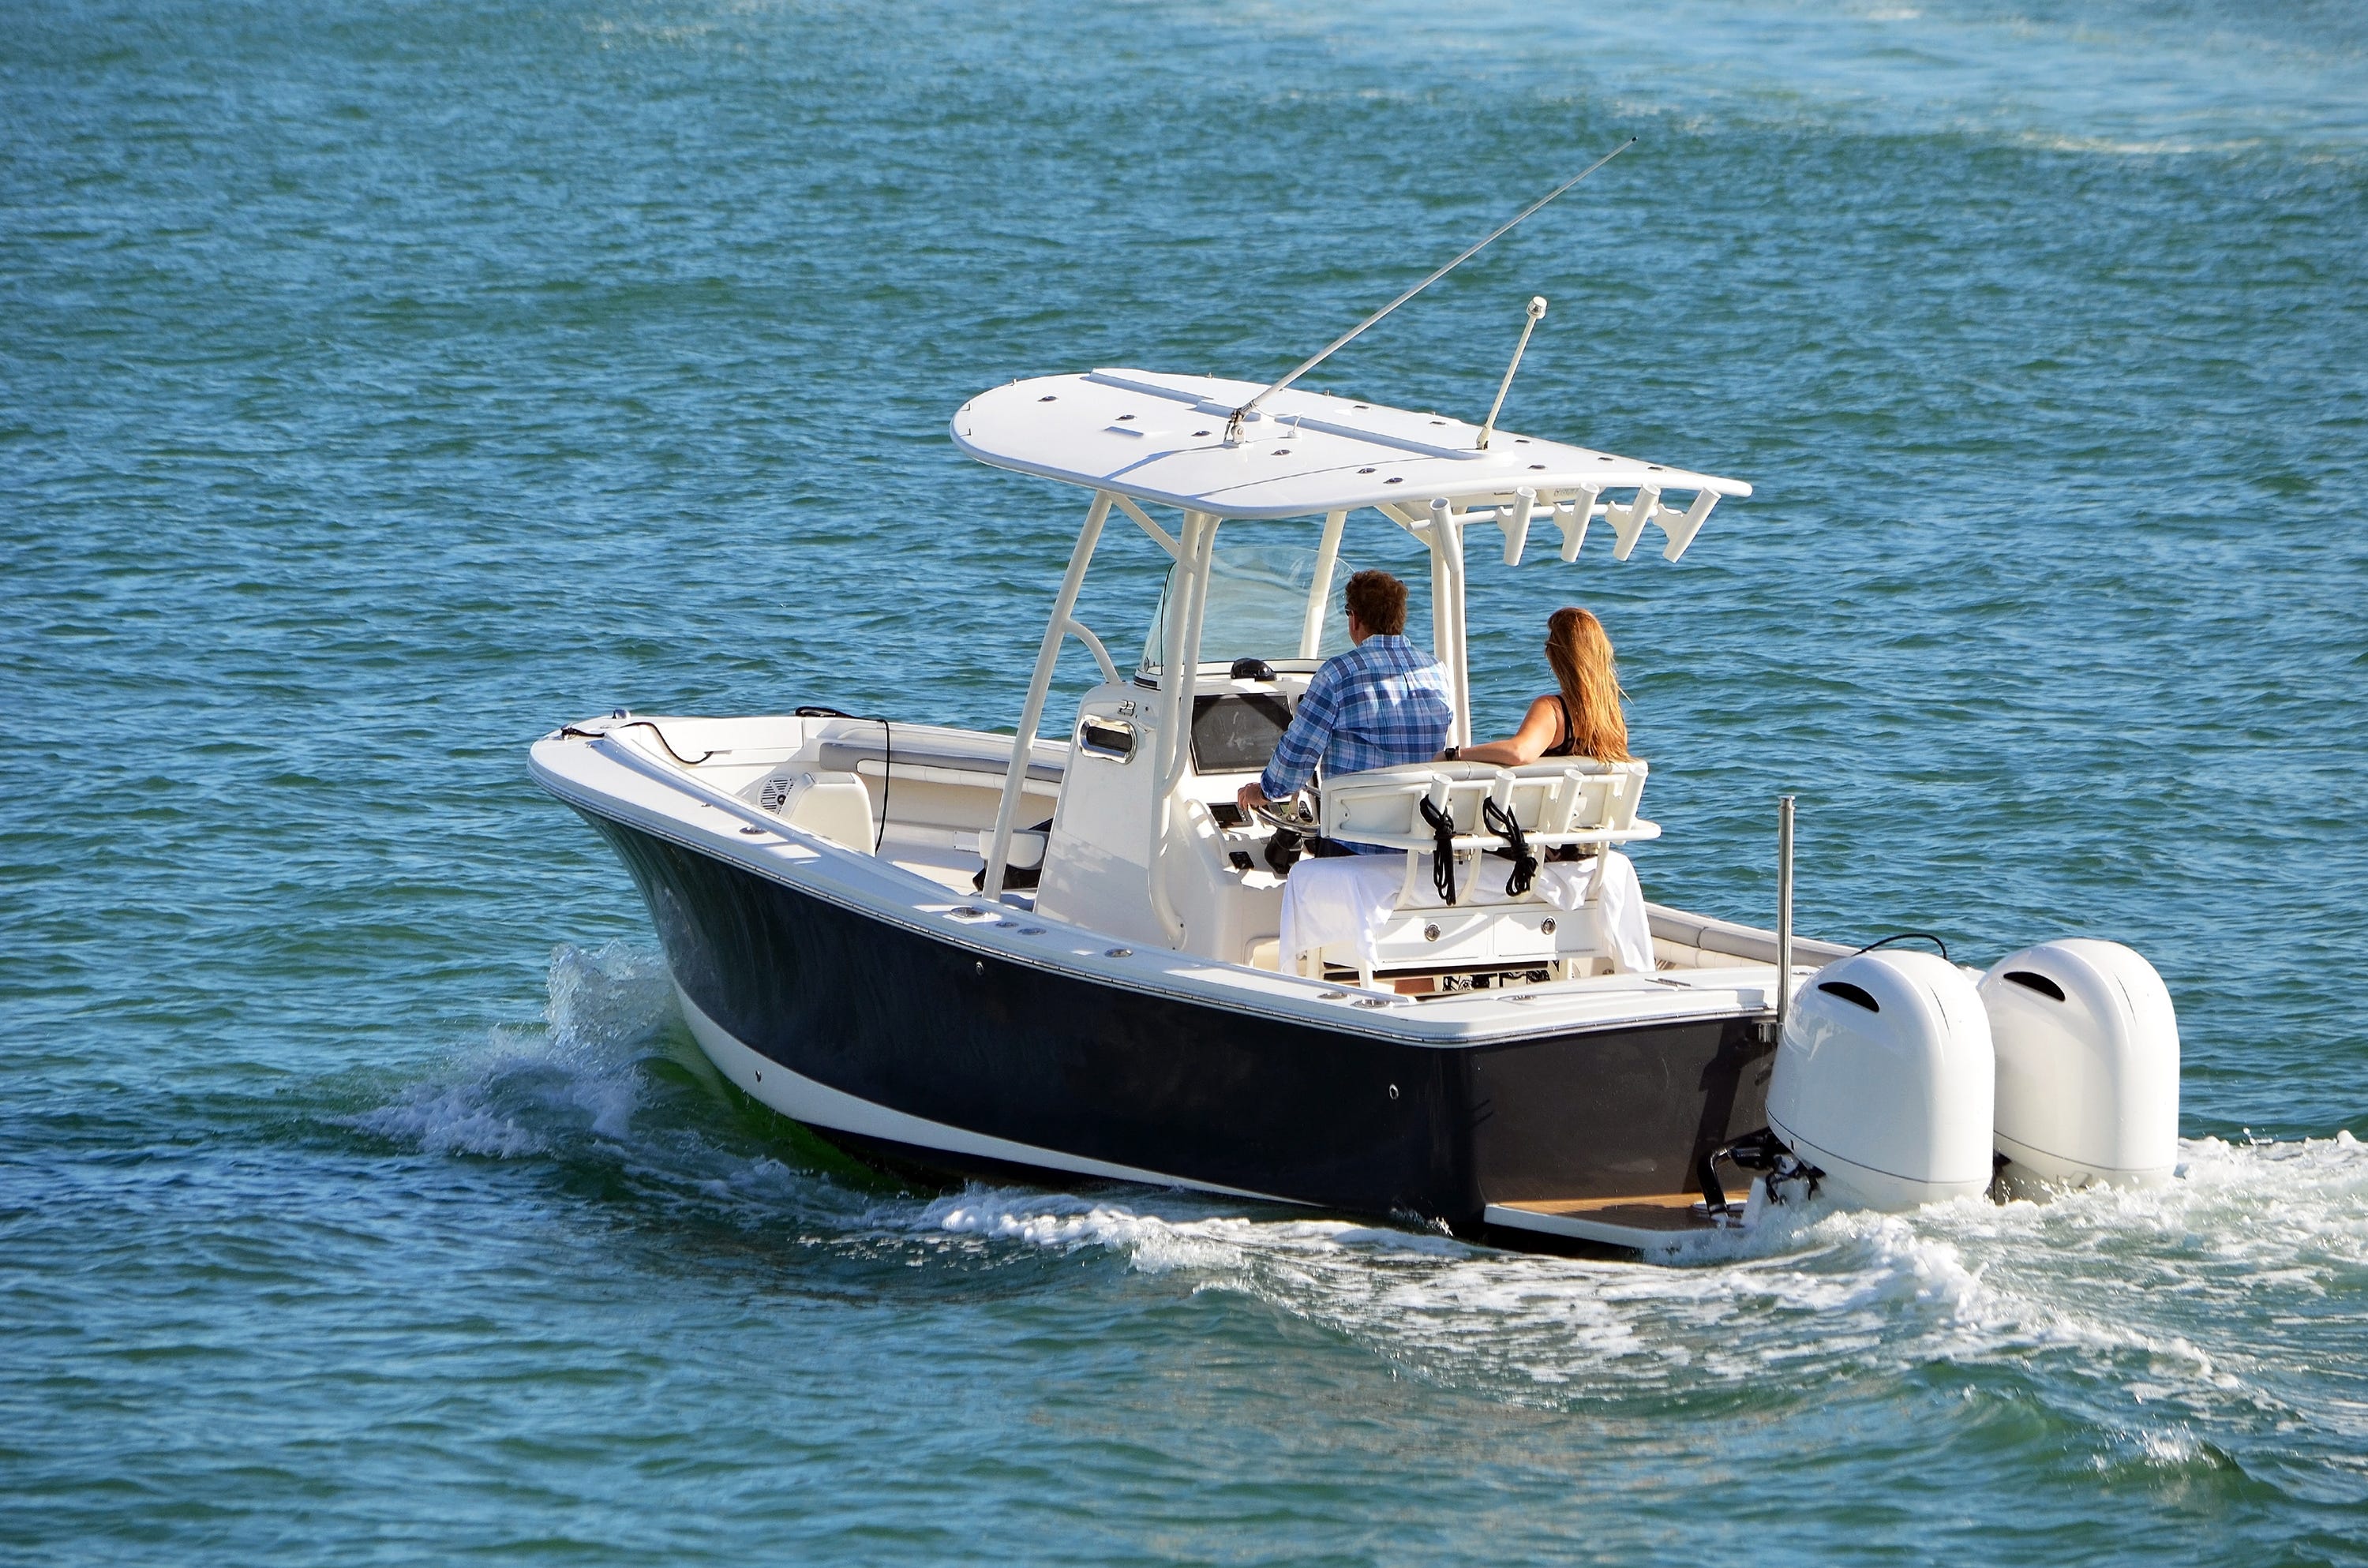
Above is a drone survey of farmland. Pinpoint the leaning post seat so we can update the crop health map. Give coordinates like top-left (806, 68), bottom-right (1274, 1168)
top-left (1287, 759), bottom-right (1659, 986)
top-left (1320, 758), bottom-right (1655, 860)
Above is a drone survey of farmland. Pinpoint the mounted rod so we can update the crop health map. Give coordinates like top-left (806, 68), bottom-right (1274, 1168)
top-left (1775, 794), bottom-right (1796, 1035)
top-left (1478, 296), bottom-right (1547, 450)
top-left (1225, 138), bottom-right (1635, 442)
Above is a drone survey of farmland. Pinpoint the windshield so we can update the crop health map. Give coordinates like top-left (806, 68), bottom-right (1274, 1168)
top-left (1140, 539), bottom-right (1354, 675)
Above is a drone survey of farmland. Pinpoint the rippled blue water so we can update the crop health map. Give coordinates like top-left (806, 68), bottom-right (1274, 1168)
top-left (6, 0), bottom-right (2367, 1560)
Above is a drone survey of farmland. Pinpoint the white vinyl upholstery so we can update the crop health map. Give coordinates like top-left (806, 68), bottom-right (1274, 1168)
top-left (1280, 760), bottom-right (1659, 987)
top-left (1319, 758), bottom-right (1655, 854)
top-left (753, 767), bottom-right (877, 854)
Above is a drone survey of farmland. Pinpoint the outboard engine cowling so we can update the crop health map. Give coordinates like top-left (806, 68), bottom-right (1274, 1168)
top-left (1980, 940), bottom-right (2179, 1197)
top-left (1767, 949), bottom-right (1995, 1211)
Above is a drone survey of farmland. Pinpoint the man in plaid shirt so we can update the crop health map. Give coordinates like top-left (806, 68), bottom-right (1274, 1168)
top-left (1235, 570), bottom-right (1453, 854)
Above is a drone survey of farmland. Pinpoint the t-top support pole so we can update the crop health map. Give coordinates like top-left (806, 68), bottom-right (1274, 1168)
top-left (1298, 508), bottom-right (1348, 658)
top-left (984, 490), bottom-right (1111, 901)
top-left (1427, 498), bottom-right (1472, 748)
top-left (1147, 511), bottom-right (1218, 945)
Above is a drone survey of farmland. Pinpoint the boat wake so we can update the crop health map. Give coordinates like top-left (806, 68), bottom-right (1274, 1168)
top-left (906, 1133), bottom-right (2368, 1475)
top-left (361, 944), bottom-right (2368, 1467)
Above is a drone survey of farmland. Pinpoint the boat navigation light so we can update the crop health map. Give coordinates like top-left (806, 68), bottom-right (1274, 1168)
top-left (1477, 296), bottom-right (1548, 451)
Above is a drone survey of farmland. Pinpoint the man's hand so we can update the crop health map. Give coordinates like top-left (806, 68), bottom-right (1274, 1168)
top-left (1235, 781), bottom-right (1270, 818)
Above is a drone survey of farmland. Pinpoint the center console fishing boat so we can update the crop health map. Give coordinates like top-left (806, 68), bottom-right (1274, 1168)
top-left (530, 362), bottom-right (2181, 1257)
top-left (533, 148), bottom-right (2177, 1257)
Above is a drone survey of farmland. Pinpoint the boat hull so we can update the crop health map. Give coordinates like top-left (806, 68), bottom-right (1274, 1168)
top-left (590, 812), bottom-right (1774, 1237)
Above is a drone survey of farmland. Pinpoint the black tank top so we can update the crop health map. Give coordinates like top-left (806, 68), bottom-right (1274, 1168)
top-left (1543, 694), bottom-right (1581, 757)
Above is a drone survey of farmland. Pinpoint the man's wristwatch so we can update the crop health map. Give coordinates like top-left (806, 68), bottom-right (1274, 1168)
top-left (1444, 746), bottom-right (1459, 761)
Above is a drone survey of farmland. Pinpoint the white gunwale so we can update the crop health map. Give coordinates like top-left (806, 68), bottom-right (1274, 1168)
top-left (527, 717), bottom-right (1835, 1049)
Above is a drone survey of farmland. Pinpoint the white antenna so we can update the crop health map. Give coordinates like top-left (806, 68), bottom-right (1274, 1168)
top-left (1478, 295), bottom-right (1548, 450)
top-left (1226, 137), bottom-right (1635, 444)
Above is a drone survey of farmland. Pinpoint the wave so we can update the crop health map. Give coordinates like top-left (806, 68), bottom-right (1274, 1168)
top-left (354, 940), bottom-right (676, 1158)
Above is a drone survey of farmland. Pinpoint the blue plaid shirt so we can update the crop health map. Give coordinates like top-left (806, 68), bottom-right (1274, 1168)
top-left (1260, 634), bottom-right (1454, 851)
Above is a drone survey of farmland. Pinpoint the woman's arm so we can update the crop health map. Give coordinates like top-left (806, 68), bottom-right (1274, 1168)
top-left (1448, 695), bottom-right (1561, 766)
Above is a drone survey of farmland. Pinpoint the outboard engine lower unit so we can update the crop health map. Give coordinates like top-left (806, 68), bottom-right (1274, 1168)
top-left (1979, 940), bottom-right (2179, 1196)
top-left (1767, 949), bottom-right (1995, 1211)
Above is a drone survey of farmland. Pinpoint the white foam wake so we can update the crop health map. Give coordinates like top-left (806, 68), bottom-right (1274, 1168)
top-left (902, 1132), bottom-right (2368, 1420)
top-left (923, 1188), bottom-right (1470, 1275)
top-left (356, 941), bottom-right (676, 1158)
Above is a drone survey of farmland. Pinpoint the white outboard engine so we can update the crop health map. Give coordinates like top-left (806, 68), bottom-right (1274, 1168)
top-left (1979, 940), bottom-right (2179, 1197)
top-left (1767, 949), bottom-right (1996, 1212)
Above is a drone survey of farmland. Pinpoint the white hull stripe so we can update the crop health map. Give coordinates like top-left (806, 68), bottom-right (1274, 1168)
top-left (675, 987), bottom-right (1306, 1209)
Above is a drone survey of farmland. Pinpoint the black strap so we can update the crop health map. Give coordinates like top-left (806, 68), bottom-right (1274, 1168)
top-left (1482, 798), bottom-right (1536, 897)
top-left (1418, 796), bottom-right (1458, 904)
top-left (1546, 694), bottom-right (1579, 758)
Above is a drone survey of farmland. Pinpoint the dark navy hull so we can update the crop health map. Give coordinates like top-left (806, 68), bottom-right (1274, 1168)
top-left (590, 814), bottom-right (1774, 1237)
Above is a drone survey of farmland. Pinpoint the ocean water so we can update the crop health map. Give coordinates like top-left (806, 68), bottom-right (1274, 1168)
top-left (6, 0), bottom-right (2367, 1560)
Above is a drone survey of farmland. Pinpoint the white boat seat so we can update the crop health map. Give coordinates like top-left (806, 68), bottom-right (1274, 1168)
top-left (1317, 758), bottom-right (1654, 856)
top-left (750, 767), bottom-right (877, 853)
top-left (1277, 760), bottom-right (1658, 986)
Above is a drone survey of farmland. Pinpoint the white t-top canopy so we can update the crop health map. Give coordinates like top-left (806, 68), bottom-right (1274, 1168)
top-left (951, 369), bottom-right (1752, 521)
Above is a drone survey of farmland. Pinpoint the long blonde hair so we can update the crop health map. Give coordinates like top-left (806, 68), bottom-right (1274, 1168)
top-left (1545, 607), bottom-right (1630, 761)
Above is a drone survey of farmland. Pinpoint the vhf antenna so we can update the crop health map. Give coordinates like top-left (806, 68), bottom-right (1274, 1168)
top-left (1224, 136), bottom-right (1635, 445)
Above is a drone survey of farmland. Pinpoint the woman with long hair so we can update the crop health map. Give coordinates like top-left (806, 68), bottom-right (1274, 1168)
top-left (1446, 606), bottom-right (1632, 765)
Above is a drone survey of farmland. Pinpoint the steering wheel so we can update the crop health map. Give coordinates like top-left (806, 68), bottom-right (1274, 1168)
top-left (1250, 788), bottom-right (1319, 836)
